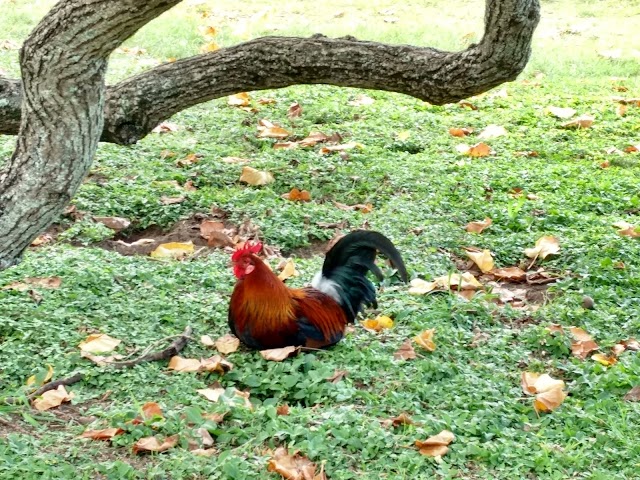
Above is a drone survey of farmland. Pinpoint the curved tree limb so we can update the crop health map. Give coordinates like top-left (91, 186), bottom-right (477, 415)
top-left (0, 0), bottom-right (540, 145)
top-left (0, 0), bottom-right (181, 270)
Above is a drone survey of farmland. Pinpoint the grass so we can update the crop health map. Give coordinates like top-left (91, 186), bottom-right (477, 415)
top-left (1, 0), bottom-right (640, 478)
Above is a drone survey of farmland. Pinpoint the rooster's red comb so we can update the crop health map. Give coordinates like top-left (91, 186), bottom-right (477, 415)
top-left (231, 241), bottom-right (262, 261)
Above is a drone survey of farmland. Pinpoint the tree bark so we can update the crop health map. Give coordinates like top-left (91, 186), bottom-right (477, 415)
top-left (0, 0), bottom-right (539, 269)
top-left (0, 0), bottom-right (180, 270)
top-left (0, 0), bottom-right (540, 146)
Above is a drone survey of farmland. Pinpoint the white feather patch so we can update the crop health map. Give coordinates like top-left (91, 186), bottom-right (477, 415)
top-left (311, 272), bottom-right (342, 303)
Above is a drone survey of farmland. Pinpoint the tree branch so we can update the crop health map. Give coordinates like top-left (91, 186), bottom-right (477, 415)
top-left (0, 0), bottom-right (540, 145)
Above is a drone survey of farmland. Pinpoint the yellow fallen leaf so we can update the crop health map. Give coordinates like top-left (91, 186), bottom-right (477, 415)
top-left (197, 387), bottom-right (252, 408)
top-left (259, 346), bottom-right (298, 361)
top-left (397, 130), bottom-right (411, 141)
top-left (524, 236), bottom-right (560, 262)
top-left (168, 356), bottom-right (202, 372)
top-left (78, 333), bottom-right (122, 353)
top-left (464, 248), bottom-right (495, 273)
top-left (141, 402), bottom-right (163, 420)
top-left (150, 241), bottom-right (195, 259)
top-left (2, 277), bottom-right (62, 291)
top-left (414, 329), bottom-right (436, 351)
top-left (281, 188), bottom-right (311, 202)
top-left (239, 166), bottom-right (275, 186)
top-left (214, 334), bottom-right (240, 354)
top-left (277, 258), bottom-right (299, 281)
top-left (200, 41), bottom-right (219, 53)
top-left (33, 385), bottom-right (75, 411)
top-left (592, 353), bottom-right (617, 366)
top-left (361, 315), bottom-right (394, 332)
top-left (521, 372), bottom-right (566, 413)
top-left (26, 364), bottom-right (54, 387)
top-left (456, 142), bottom-right (492, 157)
top-left (228, 92), bottom-right (251, 107)
top-left (415, 430), bottom-right (455, 457)
top-left (490, 266), bottom-right (526, 282)
top-left (533, 387), bottom-right (567, 413)
top-left (465, 217), bottom-right (492, 234)
top-left (449, 127), bottom-right (473, 137)
top-left (80, 427), bottom-right (124, 440)
top-left (408, 278), bottom-right (438, 295)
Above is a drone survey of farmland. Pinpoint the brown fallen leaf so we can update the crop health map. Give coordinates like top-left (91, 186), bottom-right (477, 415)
top-left (33, 385), bottom-right (75, 411)
top-left (458, 100), bottom-right (477, 110)
top-left (168, 356), bottom-right (202, 372)
top-left (384, 413), bottom-right (416, 428)
top-left (30, 233), bottom-right (53, 247)
top-left (465, 217), bottom-right (492, 234)
top-left (197, 387), bottom-right (252, 408)
top-left (277, 258), bottom-right (299, 281)
top-left (192, 447), bottom-right (218, 457)
top-left (214, 334), bottom-right (240, 355)
top-left (2, 277), bottom-right (62, 291)
top-left (456, 142), bottom-right (492, 157)
top-left (267, 447), bottom-right (322, 480)
top-left (326, 369), bottom-right (348, 384)
top-left (288, 102), bottom-right (303, 118)
top-left (228, 92), bottom-right (251, 107)
top-left (259, 346), bottom-right (298, 362)
top-left (80, 427), bottom-right (124, 441)
top-left (394, 339), bottom-right (417, 360)
top-left (408, 272), bottom-right (482, 295)
top-left (624, 386), bottom-right (640, 402)
top-left (524, 236), bottom-right (560, 264)
top-left (133, 435), bottom-right (179, 454)
top-left (414, 329), bottom-right (436, 352)
top-left (569, 326), bottom-right (599, 360)
top-left (175, 153), bottom-right (201, 167)
top-left (490, 266), bottom-right (527, 282)
top-left (276, 404), bottom-right (290, 416)
top-left (282, 188), bottom-right (311, 202)
top-left (152, 121), bottom-right (179, 133)
top-left (613, 221), bottom-right (640, 238)
top-left (140, 402), bottom-right (163, 420)
top-left (160, 196), bottom-right (186, 205)
top-left (415, 430), bottom-right (455, 457)
top-left (449, 127), bottom-right (474, 137)
top-left (546, 106), bottom-right (576, 119)
top-left (319, 142), bottom-right (363, 154)
top-left (257, 119), bottom-right (291, 139)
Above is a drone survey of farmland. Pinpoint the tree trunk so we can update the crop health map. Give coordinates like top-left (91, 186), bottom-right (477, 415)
top-left (0, 0), bottom-right (180, 270)
top-left (0, 0), bottom-right (540, 269)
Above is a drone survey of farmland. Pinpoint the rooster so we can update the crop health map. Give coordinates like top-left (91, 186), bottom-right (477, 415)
top-left (228, 230), bottom-right (408, 349)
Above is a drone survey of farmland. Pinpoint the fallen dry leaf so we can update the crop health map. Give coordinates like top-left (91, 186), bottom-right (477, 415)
top-left (80, 351), bottom-right (124, 366)
top-left (449, 127), bottom-right (474, 137)
top-left (384, 413), bottom-right (416, 428)
top-left (465, 217), bottom-right (492, 234)
top-left (276, 404), bottom-right (290, 416)
top-left (592, 353), bottom-right (617, 366)
top-left (257, 119), bottom-right (291, 139)
top-left (197, 388), bottom-right (252, 408)
top-left (267, 447), bottom-right (322, 480)
top-left (546, 106), bottom-right (576, 119)
top-left (281, 188), bottom-right (311, 202)
top-left (524, 236), bottom-right (560, 263)
top-left (33, 385), bottom-right (75, 411)
top-left (456, 142), bottom-right (492, 157)
top-left (569, 326), bottom-right (599, 360)
top-left (326, 369), bottom-right (348, 384)
top-left (259, 346), bottom-right (298, 362)
top-left (160, 195), bottom-right (186, 205)
top-left (133, 435), bottom-right (179, 454)
top-left (228, 92), bottom-right (251, 107)
top-left (361, 315), bottom-right (394, 332)
top-left (201, 335), bottom-right (215, 347)
top-left (277, 258), bottom-right (300, 281)
top-left (26, 364), bottom-right (54, 387)
top-left (414, 329), bottom-right (436, 352)
top-left (562, 114), bottom-right (594, 129)
top-left (415, 430), bottom-right (455, 457)
top-left (287, 102), bottom-right (303, 118)
top-left (408, 272), bottom-right (482, 295)
top-left (152, 121), bottom-right (179, 133)
top-left (192, 447), bottom-right (218, 457)
top-left (239, 166), bottom-right (275, 186)
top-left (2, 277), bottom-right (62, 291)
top-left (175, 153), bottom-right (201, 167)
top-left (80, 427), bottom-right (124, 441)
top-left (30, 233), bottom-right (53, 247)
top-left (320, 142), bottom-right (363, 154)
top-left (141, 402), bottom-right (163, 420)
top-left (214, 334), bottom-right (240, 354)
top-left (169, 355), bottom-right (233, 374)
top-left (150, 241), bottom-right (195, 259)
top-left (464, 248), bottom-right (495, 273)
top-left (168, 356), bottom-right (202, 372)
top-left (394, 339), bottom-right (417, 360)
top-left (521, 372), bottom-right (566, 413)
top-left (78, 333), bottom-right (122, 353)
top-left (348, 94), bottom-right (375, 106)
top-left (221, 156), bottom-right (250, 164)
top-left (478, 124), bottom-right (507, 139)
top-left (93, 216), bottom-right (130, 231)
top-left (613, 221), bottom-right (640, 238)
top-left (490, 266), bottom-right (527, 282)
top-left (624, 386), bottom-right (640, 402)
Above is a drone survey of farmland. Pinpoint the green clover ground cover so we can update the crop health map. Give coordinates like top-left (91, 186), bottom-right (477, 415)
top-left (1, 1), bottom-right (639, 478)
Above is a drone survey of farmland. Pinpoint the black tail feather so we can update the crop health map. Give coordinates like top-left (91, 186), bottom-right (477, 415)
top-left (321, 230), bottom-right (408, 322)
